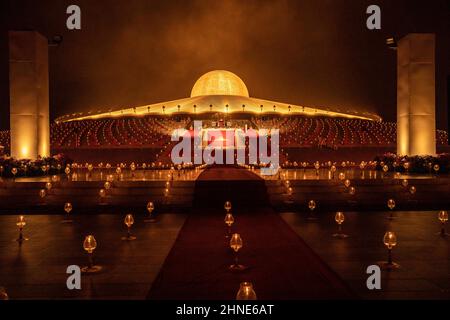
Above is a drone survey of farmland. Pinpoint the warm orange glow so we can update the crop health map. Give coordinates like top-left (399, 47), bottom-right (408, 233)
top-left (438, 211), bottom-right (448, 223)
top-left (12, 123), bottom-right (35, 159)
top-left (224, 213), bottom-right (235, 227)
top-left (224, 201), bottom-right (232, 212)
top-left (57, 70), bottom-right (380, 123)
top-left (191, 70), bottom-right (249, 98)
top-left (83, 235), bottom-right (97, 253)
top-left (11, 122), bottom-right (50, 159)
top-left (308, 200), bottom-right (316, 211)
top-left (335, 212), bottom-right (345, 225)
top-left (147, 201), bottom-right (154, 213)
top-left (16, 215), bottom-right (26, 228)
top-left (124, 214), bottom-right (134, 227)
top-left (236, 282), bottom-right (257, 300)
top-left (64, 202), bottom-right (73, 214)
top-left (230, 233), bottom-right (243, 252)
top-left (383, 231), bottom-right (397, 249)
top-left (20, 146), bottom-right (29, 158)
top-left (10, 32), bottom-right (50, 160)
top-left (387, 199), bottom-right (396, 210)
top-left (397, 34), bottom-right (436, 156)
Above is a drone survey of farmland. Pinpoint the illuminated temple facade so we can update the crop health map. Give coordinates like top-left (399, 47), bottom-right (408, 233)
top-left (56, 70), bottom-right (381, 123)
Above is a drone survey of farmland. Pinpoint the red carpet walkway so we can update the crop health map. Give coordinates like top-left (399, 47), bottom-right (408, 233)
top-left (193, 166), bottom-right (269, 208)
top-left (149, 167), bottom-right (355, 299)
top-left (148, 209), bottom-right (356, 300)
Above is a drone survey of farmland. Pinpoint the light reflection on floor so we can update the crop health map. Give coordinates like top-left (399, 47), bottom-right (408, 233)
top-left (0, 210), bottom-right (449, 299)
top-left (0, 213), bottom-right (187, 299)
top-left (7, 169), bottom-right (204, 183)
top-left (3, 168), bottom-right (445, 183)
top-left (259, 168), bottom-right (441, 180)
top-left (281, 210), bottom-right (450, 299)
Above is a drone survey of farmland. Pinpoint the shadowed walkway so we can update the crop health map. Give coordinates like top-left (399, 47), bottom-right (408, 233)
top-left (193, 166), bottom-right (269, 208)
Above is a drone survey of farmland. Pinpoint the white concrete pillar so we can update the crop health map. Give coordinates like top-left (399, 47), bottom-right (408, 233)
top-left (397, 33), bottom-right (436, 156)
top-left (9, 31), bottom-right (50, 159)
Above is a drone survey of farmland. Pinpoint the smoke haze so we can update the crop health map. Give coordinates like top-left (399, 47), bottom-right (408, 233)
top-left (1, 0), bottom-right (449, 129)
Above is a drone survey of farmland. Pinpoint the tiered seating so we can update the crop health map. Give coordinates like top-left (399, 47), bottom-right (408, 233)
top-left (1, 115), bottom-right (449, 155)
top-left (252, 116), bottom-right (448, 147)
top-left (51, 122), bottom-right (76, 147)
top-left (51, 116), bottom-right (191, 148)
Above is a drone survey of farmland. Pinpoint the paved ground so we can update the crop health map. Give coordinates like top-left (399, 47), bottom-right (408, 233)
top-left (0, 213), bottom-right (186, 299)
top-left (1, 210), bottom-right (449, 299)
top-left (281, 211), bottom-right (450, 299)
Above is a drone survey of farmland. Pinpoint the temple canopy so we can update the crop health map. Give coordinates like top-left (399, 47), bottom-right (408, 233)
top-left (56, 70), bottom-right (381, 122)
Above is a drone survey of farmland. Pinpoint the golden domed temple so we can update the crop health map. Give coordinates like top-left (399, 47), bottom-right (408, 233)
top-left (56, 70), bottom-right (380, 122)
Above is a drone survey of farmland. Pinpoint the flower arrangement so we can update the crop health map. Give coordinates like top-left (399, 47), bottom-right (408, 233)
top-left (0, 154), bottom-right (73, 178)
top-left (374, 153), bottom-right (450, 173)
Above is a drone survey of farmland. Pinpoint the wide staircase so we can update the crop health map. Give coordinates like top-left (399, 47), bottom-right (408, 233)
top-left (266, 176), bottom-right (450, 211)
top-left (0, 178), bottom-right (195, 214)
top-left (193, 165), bottom-right (270, 209)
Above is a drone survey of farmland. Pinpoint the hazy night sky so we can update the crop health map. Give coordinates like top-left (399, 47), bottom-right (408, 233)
top-left (1, 0), bottom-right (449, 130)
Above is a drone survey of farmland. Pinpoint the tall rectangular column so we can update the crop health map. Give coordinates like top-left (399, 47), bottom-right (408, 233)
top-left (397, 33), bottom-right (436, 156)
top-left (9, 31), bottom-right (50, 159)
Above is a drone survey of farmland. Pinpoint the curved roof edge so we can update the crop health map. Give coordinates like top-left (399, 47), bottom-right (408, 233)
top-left (55, 95), bottom-right (382, 123)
